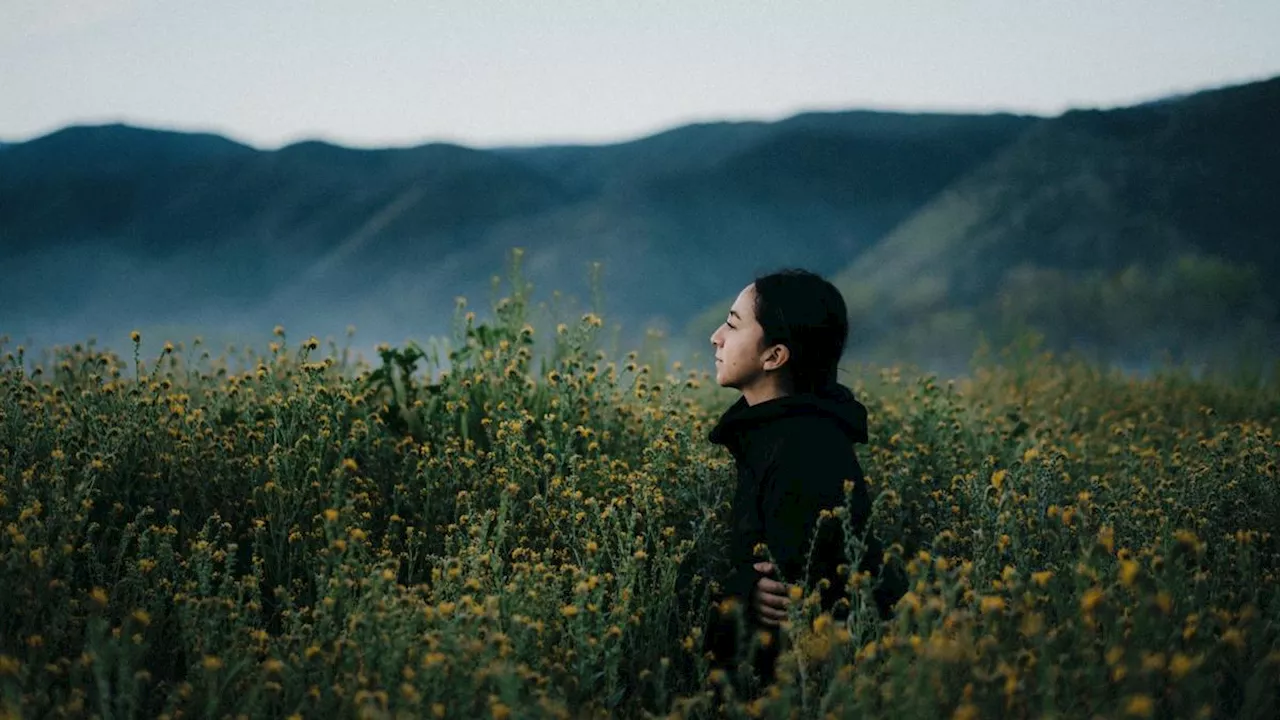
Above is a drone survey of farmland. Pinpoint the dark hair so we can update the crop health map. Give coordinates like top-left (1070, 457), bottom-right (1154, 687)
top-left (752, 269), bottom-right (848, 394)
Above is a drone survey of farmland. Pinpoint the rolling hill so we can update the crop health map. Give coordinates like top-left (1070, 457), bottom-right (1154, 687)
top-left (3, 76), bottom-right (1277, 373)
top-left (824, 76), bottom-right (1280, 371)
top-left (0, 111), bottom-right (1034, 353)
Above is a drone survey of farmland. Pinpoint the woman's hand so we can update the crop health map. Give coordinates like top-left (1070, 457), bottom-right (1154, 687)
top-left (752, 561), bottom-right (792, 626)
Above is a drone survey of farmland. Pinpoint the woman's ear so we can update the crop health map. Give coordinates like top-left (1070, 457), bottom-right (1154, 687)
top-left (762, 343), bottom-right (790, 372)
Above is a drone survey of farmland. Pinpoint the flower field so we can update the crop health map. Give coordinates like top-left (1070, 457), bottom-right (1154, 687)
top-left (2, 287), bottom-right (1278, 719)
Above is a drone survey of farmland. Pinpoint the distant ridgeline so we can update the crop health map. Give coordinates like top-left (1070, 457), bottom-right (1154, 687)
top-left (2, 76), bottom-right (1278, 372)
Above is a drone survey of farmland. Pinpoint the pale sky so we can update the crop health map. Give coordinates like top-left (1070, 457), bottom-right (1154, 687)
top-left (2, 0), bottom-right (1278, 149)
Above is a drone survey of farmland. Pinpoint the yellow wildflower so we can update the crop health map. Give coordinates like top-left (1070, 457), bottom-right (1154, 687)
top-left (1097, 526), bottom-right (1115, 554)
top-left (980, 596), bottom-right (1006, 614)
top-left (1169, 653), bottom-right (1198, 680)
top-left (1123, 694), bottom-right (1154, 718)
top-left (1080, 587), bottom-right (1104, 614)
top-left (1221, 628), bottom-right (1245, 650)
top-left (1119, 559), bottom-right (1140, 587)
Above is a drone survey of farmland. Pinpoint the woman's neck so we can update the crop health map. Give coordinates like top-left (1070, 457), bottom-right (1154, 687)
top-left (743, 375), bottom-right (792, 406)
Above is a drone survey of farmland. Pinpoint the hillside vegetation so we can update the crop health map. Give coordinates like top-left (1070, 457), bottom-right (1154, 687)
top-left (828, 77), bottom-right (1280, 369)
top-left (9, 77), bottom-right (1278, 370)
top-left (0, 111), bottom-right (1033, 351)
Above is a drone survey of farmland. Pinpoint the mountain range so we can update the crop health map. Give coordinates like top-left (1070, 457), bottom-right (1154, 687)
top-left (2, 75), bottom-right (1277, 372)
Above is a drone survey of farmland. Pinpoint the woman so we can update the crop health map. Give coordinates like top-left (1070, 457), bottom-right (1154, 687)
top-left (702, 269), bottom-right (900, 689)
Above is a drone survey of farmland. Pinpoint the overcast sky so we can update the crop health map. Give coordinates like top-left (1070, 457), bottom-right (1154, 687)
top-left (2, 0), bottom-right (1278, 149)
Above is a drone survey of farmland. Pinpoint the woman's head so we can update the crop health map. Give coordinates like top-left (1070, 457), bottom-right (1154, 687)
top-left (709, 269), bottom-right (848, 400)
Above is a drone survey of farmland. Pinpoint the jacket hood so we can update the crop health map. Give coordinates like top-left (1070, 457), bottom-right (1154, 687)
top-left (708, 382), bottom-right (869, 449)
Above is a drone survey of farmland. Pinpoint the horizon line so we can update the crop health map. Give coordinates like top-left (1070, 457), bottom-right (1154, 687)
top-left (3, 70), bottom-right (1276, 152)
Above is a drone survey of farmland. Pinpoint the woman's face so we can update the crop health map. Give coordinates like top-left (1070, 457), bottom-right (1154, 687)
top-left (709, 284), bottom-right (769, 390)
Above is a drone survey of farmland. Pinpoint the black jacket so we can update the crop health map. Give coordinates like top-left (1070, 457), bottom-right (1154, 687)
top-left (709, 383), bottom-right (893, 624)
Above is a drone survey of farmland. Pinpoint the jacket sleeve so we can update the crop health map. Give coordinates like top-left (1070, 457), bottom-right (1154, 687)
top-left (758, 431), bottom-right (849, 586)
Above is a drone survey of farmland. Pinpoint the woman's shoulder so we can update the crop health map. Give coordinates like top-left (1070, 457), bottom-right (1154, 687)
top-left (770, 413), bottom-right (855, 443)
top-left (763, 414), bottom-right (859, 464)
